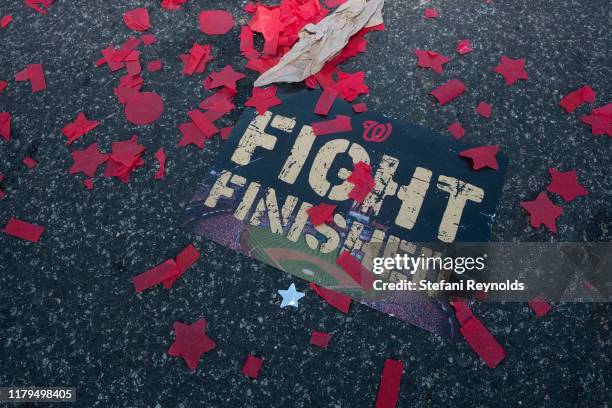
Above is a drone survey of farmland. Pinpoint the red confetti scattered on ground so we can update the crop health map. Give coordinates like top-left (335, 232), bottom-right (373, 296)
top-left (141, 34), bottom-right (157, 45)
top-left (414, 49), bottom-right (449, 74)
top-left (83, 178), bottom-right (94, 190)
top-left (182, 43), bottom-right (214, 76)
top-left (62, 112), bottom-right (100, 145)
top-left (375, 359), bottom-right (404, 408)
top-left (424, 8), bottom-right (439, 19)
top-left (69, 142), bottom-right (109, 178)
top-left (352, 102), bottom-right (368, 113)
top-left (520, 192), bottom-right (563, 234)
top-left (168, 319), bottom-right (216, 371)
top-left (24, 0), bottom-right (53, 15)
top-left (2, 218), bottom-right (45, 242)
top-left (154, 148), bottom-right (166, 180)
top-left (460, 316), bottom-right (506, 368)
top-left (311, 114), bottom-right (352, 136)
top-left (310, 331), bottom-right (331, 348)
top-left (245, 86), bottom-right (282, 115)
top-left (559, 86), bottom-right (596, 113)
top-left (430, 79), bottom-right (467, 106)
top-left (123, 8), bottom-right (151, 31)
top-left (147, 60), bottom-right (163, 72)
top-left (580, 103), bottom-right (612, 137)
top-left (456, 39), bottom-right (473, 55)
top-left (476, 101), bottom-right (492, 118)
top-left (448, 122), bottom-right (465, 139)
top-left (160, 0), bottom-right (187, 10)
top-left (336, 250), bottom-right (376, 290)
top-left (163, 244), bottom-right (201, 289)
top-left (104, 135), bottom-right (146, 183)
top-left (309, 282), bottom-right (351, 314)
top-left (1, 15), bottom-right (12, 28)
top-left (347, 161), bottom-right (375, 202)
top-left (0, 112), bottom-right (10, 142)
top-left (0, 80), bottom-right (7, 93)
top-left (22, 156), bottom-right (37, 169)
top-left (546, 168), bottom-right (588, 202)
top-left (529, 295), bottom-right (552, 318)
top-left (242, 355), bottom-right (263, 379)
top-left (199, 10), bottom-right (234, 35)
top-left (133, 259), bottom-right (180, 292)
top-left (336, 71), bottom-right (369, 102)
top-left (124, 92), bottom-right (164, 125)
top-left (493, 56), bottom-right (528, 86)
top-left (459, 145), bottom-right (499, 170)
top-left (188, 109), bottom-right (219, 137)
top-left (203, 65), bottom-right (246, 93)
top-left (307, 203), bottom-right (336, 226)
top-left (15, 64), bottom-right (46, 93)
top-left (314, 87), bottom-right (339, 116)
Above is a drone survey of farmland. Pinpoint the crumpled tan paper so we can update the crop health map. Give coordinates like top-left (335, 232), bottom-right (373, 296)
top-left (254, 0), bottom-right (384, 87)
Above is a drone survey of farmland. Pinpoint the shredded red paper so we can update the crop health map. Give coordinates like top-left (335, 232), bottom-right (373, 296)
top-left (2, 217), bottom-right (45, 242)
top-left (309, 282), bottom-right (351, 314)
top-left (15, 64), bottom-right (46, 93)
top-left (375, 359), bottom-right (404, 408)
top-left (242, 355), bottom-right (263, 379)
top-left (528, 295), bottom-right (552, 318)
top-left (460, 316), bottom-right (506, 368)
top-left (476, 101), bottom-right (492, 118)
top-left (123, 8), bottom-right (151, 31)
top-left (336, 71), bottom-right (369, 102)
top-left (168, 319), bottom-right (216, 371)
top-left (459, 145), bottom-right (499, 171)
top-left (1, 15), bottom-right (12, 28)
top-left (456, 39), bottom-right (473, 55)
top-left (83, 178), bottom-right (94, 190)
top-left (352, 102), bottom-right (368, 113)
top-left (182, 43), bottom-right (214, 76)
top-left (311, 114), bottom-right (352, 136)
top-left (347, 161), bottom-right (375, 202)
top-left (314, 86), bottom-right (339, 116)
top-left (424, 8), bottom-right (440, 19)
top-left (220, 126), bottom-right (234, 140)
top-left (520, 192), bottom-right (563, 234)
top-left (69, 143), bottom-right (109, 178)
top-left (430, 79), bottom-right (467, 106)
top-left (202, 65), bottom-right (246, 93)
top-left (24, 0), bottom-right (53, 15)
top-left (559, 86), bottom-right (596, 113)
top-left (124, 91), bottom-right (164, 125)
top-left (147, 60), bottom-right (163, 72)
top-left (335, 250), bottom-right (376, 291)
top-left (450, 300), bottom-right (474, 325)
top-left (0, 80), bottom-right (7, 93)
top-left (22, 156), bottom-right (37, 169)
top-left (448, 122), bottom-right (465, 139)
top-left (154, 148), bottom-right (166, 180)
top-left (62, 112), bottom-right (101, 145)
top-left (493, 56), bottom-right (528, 86)
top-left (0, 112), bottom-right (10, 142)
top-left (163, 244), bottom-right (201, 289)
top-left (104, 135), bottom-right (146, 183)
top-left (245, 86), bottom-right (282, 115)
top-left (161, 0), bottom-right (187, 10)
top-left (133, 259), bottom-right (180, 292)
top-left (310, 331), bottom-right (331, 348)
top-left (547, 168), bottom-right (588, 202)
top-left (141, 34), bottom-right (157, 45)
top-left (307, 203), bottom-right (336, 226)
top-left (414, 49), bottom-right (449, 74)
top-left (199, 10), bottom-right (234, 35)
top-left (580, 103), bottom-right (612, 137)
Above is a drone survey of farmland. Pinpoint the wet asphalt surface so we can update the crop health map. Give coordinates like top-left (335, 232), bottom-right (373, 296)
top-left (1, 0), bottom-right (611, 407)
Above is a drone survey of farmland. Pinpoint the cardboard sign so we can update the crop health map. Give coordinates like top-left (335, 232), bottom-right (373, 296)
top-left (182, 88), bottom-right (507, 337)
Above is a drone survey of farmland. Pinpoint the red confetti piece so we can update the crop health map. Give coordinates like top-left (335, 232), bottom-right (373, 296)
top-left (24, 0), bottom-right (53, 15)
top-left (459, 145), bottom-right (499, 171)
top-left (314, 87), bottom-right (339, 116)
top-left (181, 43), bottom-right (214, 76)
top-left (0, 112), bottom-right (10, 142)
top-left (352, 102), bottom-right (368, 113)
top-left (199, 10), bottom-right (234, 35)
top-left (336, 71), bottom-right (369, 102)
top-left (1, 15), bottom-right (13, 28)
top-left (448, 122), bottom-right (465, 139)
top-left (154, 148), bottom-right (166, 180)
top-left (239, 26), bottom-right (257, 59)
top-left (162, 244), bottom-right (201, 289)
top-left (15, 64), bottom-right (46, 93)
top-left (413, 49), bottom-right (449, 74)
top-left (424, 8), bottom-right (439, 19)
top-left (430, 79), bottom-right (467, 106)
top-left (22, 156), bottom-right (37, 169)
top-left (168, 319), bottom-right (216, 371)
top-left (307, 203), bottom-right (336, 226)
top-left (188, 109), bottom-right (219, 138)
top-left (2, 217), bottom-right (45, 242)
top-left (178, 122), bottom-right (206, 149)
top-left (124, 92), bottom-right (164, 125)
top-left (347, 161), bottom-right (375, 202)
top-left (450, 300), bottom-right (474, 325)
top-left (559, 86), bottom-right (596, 113)
top-left (375, 359), bottom-right (404, 408)
top-left (336, 250), bottom-right (376, 290)
top-left (456, 39), bottom-right (473, 55)
top-left (123, 8), bottom-right (151, 31)
top-left (133, 259), bottom-right (180, 292)
top-left (160, 0), bottom-right (187, 10)
top-left (580, 103), bottom-right (612, 137)
top-left (62, 112), bottom-right (101, 145)
top-left (83, 178), bottom-right (94, 190)
top-left (309, 282), bottom-right (351, 314)
top-left (202, 65), bottom-right (245, 93)
top-left (311, 114), bottom-right (352, 136)
top-left (0, 80), bottom-right (7, 93)
top-left (460, 316), bottom-right (506, 368)
top-left (547, 168), bottom-right (588, 202)
top-left (310, 331), bottom-right (331, 348)
top-left (220, 126), bottom-right (233, 140)
top-left (69, 142), bottom-right (109, 178)
top-left (324, 0), bottom-right (347, 7)
top-left (476, 101), bottom-right (492, 118)
top-left (242, 355), bottom-right (263, 379)
top-left (245, 86), bottom-right (282, 115)
top-left (493, 56), bottom-right (528, 86)
top-left (104, 135), bottom-right (146, 183)
top-left (141, 34), bottom-right (157, 45)
top-left (520, 192), bottom-right (563, 234)
top-left (147, 60), bottom-right (163, 72)
top-left (529, 295), bottom-right (552, 318)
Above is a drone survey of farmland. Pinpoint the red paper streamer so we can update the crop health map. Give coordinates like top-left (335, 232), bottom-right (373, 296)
top-left (375, 359), bottom-right (404, 408)
top-left (132, 259), bottom-right (180, 292)
top-left (2, 218), bottom-right (45, 242)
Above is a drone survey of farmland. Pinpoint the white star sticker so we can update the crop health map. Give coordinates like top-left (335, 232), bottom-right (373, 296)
top-left (277, 283), bottom-right (305, 309)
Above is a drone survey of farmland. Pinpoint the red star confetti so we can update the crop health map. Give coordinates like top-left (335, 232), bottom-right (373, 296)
top-left (448, 122), bottom-right (465, 139)
top-left (559, 86), bottom-right (596, 113)
top-left (141, 34), bottom-right (157, 45)
top-left (580, 103), bottom-right (612, 137)
top-left (352, 102), bottom-right (368, 113)
top-left (528, 295), bottom-right (552, 318)
top-left (336, 71), bottom-right (369, 102)
top-left (520, 192), bottom-right (563, 234)
top-left (456, 39), bottom-right (473, 55)
top-left (168, 319), bottom-right (216, 371)
top-left (83, 178), bottom-right (94, 190)
top-left (0, 112), bottom-right (10, 142)
top-left (147, 60), bottom-right (163, 72)
top-left (430, 79), bottom-right (467, 106)
top-left (24, 0), bottom-right (53, 15)
top-left (307, 203), bottom-right (336, 226)
top-left (413, 49), bottom-right (449, 74)
top-left (123, 8), bottom-right (151, 31)
top-left (154, 148), bottom-right (166, 180)
top-left (124, 91), bottom-right (164, 125)
top-left (493, 56), bottom-right (528, 86)
top-left (2, 218), bottom-right (45, 242)
top-left (460, 315), bottom-right (506, 368)
top-left (161, 0), bottom-right (187, 10)
top-left (242, 355), bottom-right (263, 379)
top-left (424, 8), bottom-right (439, 18)
top-left (181, 43), bottom-right (214, 76)
top-left (203, 65), bottom-right (246, 93)
top-left (336, 250), bottom-right (376, 290)
top-left (0, 80), bottom-right (7, 93)
top-left (162, 244), bottom-right (201, 289)
top-left (69, 142), bottom-right (109, 178)
top-left (104, 135), bottom-right (146, 183)
top-left (1, 15), bottom-right (12, 28)
top-left (178, 122), bottom-right (207, 149)
top-left (61, 112), bottom-right (101, 145)
top-left (309, 282), bottom-right (351, 314)
top-left (476, 101), bottom-right (492, 118)
top-left (314, 86), bottom-right (339, 116)
top-left (375, 359), bottom-right (404, 408)
top-left (459, 145), bottom-right (499, 170)
top-left (546, 168), bottom-right (588, 202)
top-left (347, 161), bottom-right (375, 202)
top-left (133, 259), bottom-right (180, 292)
top-left (22, 156), bottom-right (37, 169)
top-left (311, 114), bottom-right (352, 136)
top-left (199, 10), bottom-right (234, 35)
top-left (15, 64), bottom-right (46, 93)
top-left (245, 86), bottom-right (282, 115)
top-left (310, 331), bottom-right (331, 348)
